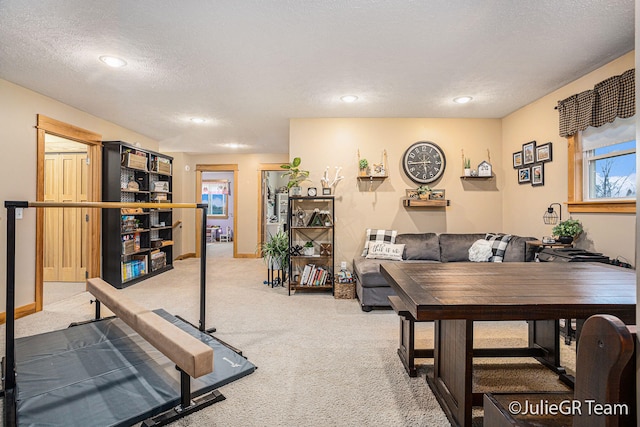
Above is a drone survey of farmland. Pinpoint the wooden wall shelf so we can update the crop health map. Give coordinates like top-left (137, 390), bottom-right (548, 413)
top-left (357, 175), bottom-right (388, 180)
top-left (402, 198), bottom-right (449, 207)
top-left (460, 175), bottom-right (494, 180)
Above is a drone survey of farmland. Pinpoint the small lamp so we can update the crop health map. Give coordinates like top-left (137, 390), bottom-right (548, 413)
top-left (543, 203), bottom-right (562, 225)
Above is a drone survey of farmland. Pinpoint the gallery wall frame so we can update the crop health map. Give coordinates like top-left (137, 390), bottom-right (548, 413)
top-left (531, 163), bottom-right (544, 186)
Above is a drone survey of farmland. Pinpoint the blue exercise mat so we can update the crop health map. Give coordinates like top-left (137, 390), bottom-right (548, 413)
top-left (14, 309), bottom-right (255, 426)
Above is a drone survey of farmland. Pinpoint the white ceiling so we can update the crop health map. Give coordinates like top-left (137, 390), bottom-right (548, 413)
top-left (0, 1), bottom-right (634, 155)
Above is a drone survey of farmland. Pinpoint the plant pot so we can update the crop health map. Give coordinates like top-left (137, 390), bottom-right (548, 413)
top-left (464, 168), bottom-right (471, 176)
top-left (359, 168), bottom-right (368, 176)
top-left (418, 193), bottom-right (430, 200)
top-left (558, 236), bottom-right (574, 244)
top-left (303, 247), bottom-right (314, 256)
top-left (290, 186), bottom-right (302, 196)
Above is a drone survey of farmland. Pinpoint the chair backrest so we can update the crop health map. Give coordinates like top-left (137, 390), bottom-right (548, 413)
top-left (574, 314), bottom-right (636, 427)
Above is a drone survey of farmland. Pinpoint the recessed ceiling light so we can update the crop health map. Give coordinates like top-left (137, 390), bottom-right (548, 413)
top-left (99, 55), bottom-right (127, 68)
top-left (453, 96), bottom-right (473, 104)
top-left (190, 117), bottom-right (207, 124)
top-left (223, 143), bottom-right (246, 149)
top-left (340, 95), bottom-right (358, 103)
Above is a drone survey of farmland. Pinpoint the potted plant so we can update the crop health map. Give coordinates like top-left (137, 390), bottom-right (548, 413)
top-left (303, 241), bottom-right (314, 256)
top-left (552, 219), bottom-right (583, 244)
top-left (359, 158), bottom-right (369, 176)
top-left (281, 157), bottom-right (310, 195)
top-left (261, 230), bottom-right (289, 270)
top-left (416, 184), bottom-right (431, 200)
top-left (463, 158), bottom-right (471, 176)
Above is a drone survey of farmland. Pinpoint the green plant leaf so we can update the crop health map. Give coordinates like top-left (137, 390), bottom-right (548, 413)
top-left (291, 157), bottom-right (301, 167)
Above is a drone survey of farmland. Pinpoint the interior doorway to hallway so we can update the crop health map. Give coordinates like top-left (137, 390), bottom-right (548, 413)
top-left (195, 165), bottom-right (238, 259)
top-left (36, 115), bottom-right (102, 313)
top-left (258, 167), bottom-right (289, 256)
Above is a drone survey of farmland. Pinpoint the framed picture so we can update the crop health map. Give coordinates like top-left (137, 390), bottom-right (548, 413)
top-left (522, 141), bottom-right (536, 165)
top-left (531, 163), bottom-right (544, 186)
top-left (429, 189), bottom-right (446, 200)
top-left (535, 142), bottom-right (553, 163)
top-left (512, 152), bottom-right (523, 168)
top-left (322, 187), bottom-right (332, 195)
top-left (405, 189), bottom-right (419, 199)
top-left (518, 167), bottom-right (531, 184)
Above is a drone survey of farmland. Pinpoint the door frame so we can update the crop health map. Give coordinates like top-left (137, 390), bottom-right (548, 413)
top-left (257, 164), bottom-right (286, 257)
top-left (36, 115), bottom-right (102, 312)
top-left (195, 164), bottom-right (238, 258)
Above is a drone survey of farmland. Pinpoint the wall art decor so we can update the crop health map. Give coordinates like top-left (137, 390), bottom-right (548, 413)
top-left (535, 142), bottom-right (553, 162)
top-left (518, 167), bottom-right (531, 184)
top-left (522, 141), bottom-right (536, 165)
top-left (531, 163), bottom-right (544, 186)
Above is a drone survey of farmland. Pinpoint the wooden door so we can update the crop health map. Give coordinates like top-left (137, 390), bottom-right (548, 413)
top-left (43, 153), bottom-right (88, 282)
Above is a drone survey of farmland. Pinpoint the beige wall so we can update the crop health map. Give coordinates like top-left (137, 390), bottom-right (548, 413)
top-left (1, 50), bottom-right (636, 311)
top-left (502, 51), bottom-right (635, 264)
top-left (0, 79), bottom-right (160, 309)
top-left (290, 118), bottom-right (503, 269)
top-left (165, 152), bottom-right (289, 256)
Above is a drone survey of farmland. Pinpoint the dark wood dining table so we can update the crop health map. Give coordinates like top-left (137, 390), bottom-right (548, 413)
top-left (380, 261), bottom-right (636, 427)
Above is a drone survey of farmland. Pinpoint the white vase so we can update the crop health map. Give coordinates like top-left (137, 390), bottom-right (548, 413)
top-left (464, 168), bottom-right (471, 176)
top-left (304, 247), bottom-right (314, 256)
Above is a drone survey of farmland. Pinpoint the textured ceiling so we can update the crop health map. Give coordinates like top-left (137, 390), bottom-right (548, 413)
top-left (0, 1), bottom-right (634, 154)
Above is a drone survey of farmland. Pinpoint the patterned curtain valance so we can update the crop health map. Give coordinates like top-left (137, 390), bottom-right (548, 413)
top-left (557, 68), bottom-right (635, 137)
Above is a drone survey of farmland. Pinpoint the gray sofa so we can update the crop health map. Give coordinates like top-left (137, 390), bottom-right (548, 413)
top-left (352, 233), bottom-right (537, 312)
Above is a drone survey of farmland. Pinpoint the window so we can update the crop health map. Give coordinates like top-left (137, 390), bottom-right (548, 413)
top-left (567, 116), bottom-right (636, 213)
top-left (202, 180), bottom-right (230, 218)
top-left (582, 116), bottom-right (636, 201)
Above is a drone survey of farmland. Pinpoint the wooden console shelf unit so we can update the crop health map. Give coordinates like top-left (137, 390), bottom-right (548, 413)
top-left (402, 198), bottom-right (449, 207)
top-left (288, 196), bottom-right (335, 295)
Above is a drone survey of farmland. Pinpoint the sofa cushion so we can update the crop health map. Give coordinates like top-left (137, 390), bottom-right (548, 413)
top-left (395, 233), bottom-right (440, 260)
top-left (504, 236), bottom-right (538, 262)
top-left (352, 257), bottom-right (392, 287)
top-left (366, 242), bottom-right (405, 261)
top-left (361, 228), bottom-right (397, 256)
top-left (439, 233), bottom-right (486, 262)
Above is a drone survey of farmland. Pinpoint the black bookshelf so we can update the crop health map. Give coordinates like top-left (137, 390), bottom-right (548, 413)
top-left (102, 141), bottom-right (174, 288)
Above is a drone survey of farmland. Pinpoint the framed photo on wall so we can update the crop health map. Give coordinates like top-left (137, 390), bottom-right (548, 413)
top-left (522, 141), bottom-right (536, 165)
top-left (518, 167), bottom-right (531, 184)
top-left (513, 152), bottom-right (523, 168)
top-left (535, 142), bottom-right (553, 162)
top-left (405, 189), bottom-right (419, 199)
top-left (531, 163), bottom-right (544, 186)
top-left (429, 189), bottom-right (446, 200)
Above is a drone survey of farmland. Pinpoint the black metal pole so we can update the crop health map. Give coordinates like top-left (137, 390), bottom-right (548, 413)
top-left (198, 204), bottom-right (208, 332)
top-left (4, 201), bottom-right (27, 427)
top-left (5, 204), bottom-right (17, 391)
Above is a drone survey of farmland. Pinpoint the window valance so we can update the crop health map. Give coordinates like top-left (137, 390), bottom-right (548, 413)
top-left (557, 68), bottom-right (635, 137)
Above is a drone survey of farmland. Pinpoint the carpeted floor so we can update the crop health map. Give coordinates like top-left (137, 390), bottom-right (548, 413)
top-left (3, 245), bottom-right (576, 426)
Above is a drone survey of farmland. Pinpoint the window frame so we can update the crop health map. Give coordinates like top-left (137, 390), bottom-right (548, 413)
top-left (567, 134), bottom-right (635, 213)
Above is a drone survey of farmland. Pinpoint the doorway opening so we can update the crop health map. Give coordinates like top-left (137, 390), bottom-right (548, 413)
top-left (258, 167), bottom-right (289, 257)
top-left (195, 165), bottom-right (238, 259)
top-left (36, 115), bottom-right (102, 312)
top-left (43, 135), bottom-right (88, 304)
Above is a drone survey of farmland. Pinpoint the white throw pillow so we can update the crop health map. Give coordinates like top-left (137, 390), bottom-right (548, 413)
top-left (468, 239), bottom-right (493, 262)
top-left (361, 229), bottom-right (398, 256)
top-left (365, 242), bottom-right (405, 261)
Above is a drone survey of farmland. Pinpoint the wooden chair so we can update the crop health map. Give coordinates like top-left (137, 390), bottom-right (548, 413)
top-left (219, 226), bottom-right (231, 242)
top-left (484, 314), bottom-right (636, 427)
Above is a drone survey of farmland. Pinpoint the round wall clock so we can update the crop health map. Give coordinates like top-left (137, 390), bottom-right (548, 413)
top-left (402, 141), bottom-right (446, 184)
